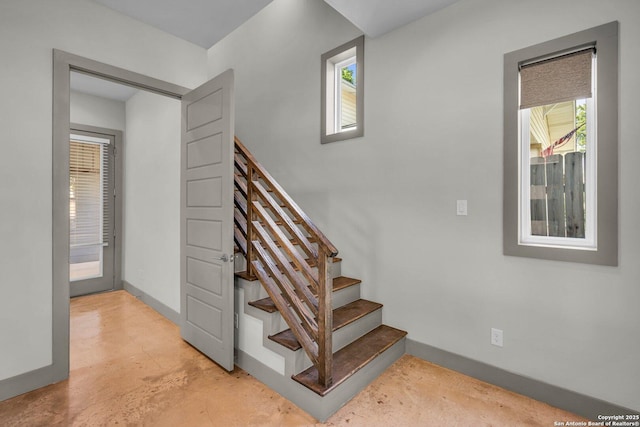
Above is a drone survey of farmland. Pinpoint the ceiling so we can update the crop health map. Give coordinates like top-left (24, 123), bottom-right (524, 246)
top-left (74, 0), bottom-right (460, 100)
top-left (89, 0), bottom-right (461, 49)
top-left (323, 0), bottom-right (461, 38)
top-left (71, 71), bottom-right (138, 102)
top-left (90, 0), bottom-right (274, 49)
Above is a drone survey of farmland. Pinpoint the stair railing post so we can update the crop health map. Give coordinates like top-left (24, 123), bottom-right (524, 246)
top-left (245, 162), bottom-right (255, 278)
top-left (316, 249), bottom-right (333, 387)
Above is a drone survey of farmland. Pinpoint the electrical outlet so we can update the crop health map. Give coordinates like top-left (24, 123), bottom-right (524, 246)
top-left (234, 313), bottom-right (239, 329)
top-left (491, 328), bottom-right (503, 347)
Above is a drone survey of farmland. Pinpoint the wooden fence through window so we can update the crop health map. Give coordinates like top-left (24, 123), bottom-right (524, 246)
top-left (530, 152), bottom-right (585, 238)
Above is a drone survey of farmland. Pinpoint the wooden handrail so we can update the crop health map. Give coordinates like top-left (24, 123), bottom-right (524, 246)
top-left (235, 137), bottom-right (338, 257)
top-left (233, 136), bottom-right (337, 388)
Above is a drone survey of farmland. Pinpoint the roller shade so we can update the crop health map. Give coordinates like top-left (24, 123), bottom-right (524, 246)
top-left (520, 49), bottom-right (594, 109)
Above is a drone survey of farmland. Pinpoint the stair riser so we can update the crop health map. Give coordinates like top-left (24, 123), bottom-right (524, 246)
top-left (236, 277), bottom-right (289, 334)
top-left (332, 282), bottom-right (360, 309)
top-left (247, 307), bottom-right (288, 336)
top-left (333, 309), bottom-right (383, 353)
top-left (330, 258), bottom-right (341, 279)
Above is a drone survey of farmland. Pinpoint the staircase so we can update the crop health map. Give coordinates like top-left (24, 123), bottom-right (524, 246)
top-left (232, 137), bottom-right (406, 421)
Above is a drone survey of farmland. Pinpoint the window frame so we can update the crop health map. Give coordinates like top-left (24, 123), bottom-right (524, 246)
top-left (503, 21), bottom-right (618, 266)
top-left (321, 35), bottom-right (364, 144)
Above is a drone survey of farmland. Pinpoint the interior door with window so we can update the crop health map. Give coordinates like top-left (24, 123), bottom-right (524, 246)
top-left (69, 127), bottom-right (116, 297)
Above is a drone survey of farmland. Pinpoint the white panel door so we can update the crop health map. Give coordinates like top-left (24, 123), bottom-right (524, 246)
top-left (180, 70), bottom-right (235, 371)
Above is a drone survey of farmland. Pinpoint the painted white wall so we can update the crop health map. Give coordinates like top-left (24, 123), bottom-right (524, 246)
top-left (123, 91), bottom-right (181, 312)
top-left (70, 90), bottom-right (126, 131)
top-left (207, 0), bottom-right (640, 410)
top-left (0, 0), bottom-right (205, 380)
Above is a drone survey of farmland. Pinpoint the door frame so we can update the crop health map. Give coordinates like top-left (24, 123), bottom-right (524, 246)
top-left (69, 123), bottom-right (123, 297)
top-left (51, 50), bottom-right (191, 384)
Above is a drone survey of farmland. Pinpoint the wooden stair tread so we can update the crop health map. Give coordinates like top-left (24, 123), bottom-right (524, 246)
top-left (292, 325), bottom-right (407, 396)
top-left (269, 299), bottom-right (383, 351)
top-left (247, 275), bottom-right (361, 313)
top-left (235, 271), bottom-right (256, 281)
top-left (331, 275), bottom-right (357, 291)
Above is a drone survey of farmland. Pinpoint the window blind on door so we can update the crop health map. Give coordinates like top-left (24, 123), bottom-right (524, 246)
top-left (519, 48), bottom-right (594, 109)
top-left (69, 138), bottom-right (110, 248)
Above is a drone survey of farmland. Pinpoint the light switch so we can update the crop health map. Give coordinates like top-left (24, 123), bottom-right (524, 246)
top-left (456, 200), bottom-right (468, 216)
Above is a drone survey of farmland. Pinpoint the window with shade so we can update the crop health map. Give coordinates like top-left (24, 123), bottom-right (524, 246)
top-left (503, 22), bottom-right (618, 266)
top-left (519, 48), bottom-right (595, 248)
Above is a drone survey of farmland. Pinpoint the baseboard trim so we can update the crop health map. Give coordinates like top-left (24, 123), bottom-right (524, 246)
top-left (406, 338), bottom-right (638, 420)
top-left (122, 281), bottom-right (180, 325)
top-left (0, 364), bottom-right (58, 402)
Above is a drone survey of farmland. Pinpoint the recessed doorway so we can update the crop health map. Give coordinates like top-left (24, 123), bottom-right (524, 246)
top-left (68, 124), bottom-right (122, 297)
top-left (52, 50), bottom-right (236, 387)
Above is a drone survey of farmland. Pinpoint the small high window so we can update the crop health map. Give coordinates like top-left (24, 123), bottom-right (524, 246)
top-left (321, 36), bottom-right (364, 144)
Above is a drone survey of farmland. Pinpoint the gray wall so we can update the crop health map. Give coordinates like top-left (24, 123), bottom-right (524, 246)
top-left (123, 91), bottom-right (182, 312)
top-left (207, 0), bottom-right (640, 410)
top-left (70, 90), bottom-right (126, 132)
top-left (0, 0), bottom-right (205, 381)
top-left (2, 0), bottom-right (638, 412)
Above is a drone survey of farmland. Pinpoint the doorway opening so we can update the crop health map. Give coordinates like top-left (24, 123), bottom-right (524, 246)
top-left (52, 50), bottom-right (236, 388)
top-left (52, 50), bottom-right (191, 383)
top-left (68, 125), bottom-right (121, 297)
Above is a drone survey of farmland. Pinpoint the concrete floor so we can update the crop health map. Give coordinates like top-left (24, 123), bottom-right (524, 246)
top-left (0, 290), bottom-right (587, 426)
